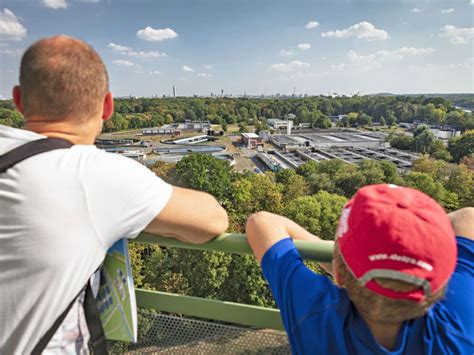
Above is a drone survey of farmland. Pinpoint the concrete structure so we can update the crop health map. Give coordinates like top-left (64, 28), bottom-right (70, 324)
top-left (143, 127), bottom-right (181, 135)
top-left (154, 145), bottom-right (225, 154)
top-left (270, 130), bottom-right (388, 150)
top-left (143, 120), bottom-right (211, 135)
top-left (102, 147), bottom-right (146, 162)
top-left (267, 119), bottom-right (312, 132)
top-left (267, 129), bottom-right (418, 170)
top-left (270, 146), bottom-right (419, 170)
top-left (256, 152), bottom-right (288, 171)
top-left (267, 119), bottom-right (290, 130)
top-left (173, 85), bottom-right (177, 98)
top-left (430, 128), bottom-right (461, 140)
top-left (168, 135), bottom-right (214, 145)
top-left (241, 133), bottom-right (264, 149)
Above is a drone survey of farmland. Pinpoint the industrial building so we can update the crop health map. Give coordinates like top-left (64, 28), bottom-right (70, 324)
top-left (101, 147), bottom-right (147, 162)
top-left (258, 146), bottom-right (418, 171)
top-left (257, 130), bottom-right (418, 171)
top-left (148, 145), bottom-right (234, 166)
top-left (142, 120), bottom-right (211, 135)
top-left (267, 119), bottom-right (311, 131)
top-left (270, 130), bottom-right (388, 150)
top-left (241, 133), bottom-right (264, 149)
top-left (430, 128), bottom-right (460, 141)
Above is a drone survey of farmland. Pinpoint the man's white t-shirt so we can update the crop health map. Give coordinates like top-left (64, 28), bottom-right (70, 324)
top-left (0, 125), bottom-right (173, 354)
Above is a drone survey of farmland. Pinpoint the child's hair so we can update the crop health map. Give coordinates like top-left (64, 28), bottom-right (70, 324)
top-left (333, 241), bottom-right (446, 323)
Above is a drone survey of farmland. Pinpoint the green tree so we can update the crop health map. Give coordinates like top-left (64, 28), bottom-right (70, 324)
top-left (275, 169), bottom-right (309, 203)
top-left (448, 130), bottom-right (474, 162)
top-left (175, 154), bottom-right (232, 203)
top-left (284, 191), bottom-right (347, 240)
top-left (403, 172), bottom-right (458, 211)
top-left (412, 125), bottom-right (436, 153)
top-left (389, 134), bottom-right (414, 151)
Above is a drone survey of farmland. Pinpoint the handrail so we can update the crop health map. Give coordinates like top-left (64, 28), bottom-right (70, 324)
top-left (136, 289), bottom-right (285, 330)
top-left (134, 232), bottom-right (334, 331)
top-left (135, 232), bottom-right (334, 262)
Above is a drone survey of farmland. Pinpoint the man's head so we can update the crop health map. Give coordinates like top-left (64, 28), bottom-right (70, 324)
top-left (333, 184), bottom-right (457, 322)
top-left (13, 35), bottom-right (111, 124)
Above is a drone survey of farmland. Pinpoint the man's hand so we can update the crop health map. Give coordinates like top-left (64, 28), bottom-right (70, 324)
top-left (448, 207), bottom-right (474, 241)
top-left (144, 186), bottom-right (229, 244)
top-left (245, 211), bottom-right (331, 263)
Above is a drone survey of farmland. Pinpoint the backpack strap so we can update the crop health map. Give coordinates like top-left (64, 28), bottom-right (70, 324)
top-left (31, 285), bottom-right (87, 355)
top-left (84, 282), bottom-right (108, 354)
top-left (0, 137), bottom-right (109, 354)
top-left (31, 282), bottom-right (108, 355)
top-left (0, 137), bottom-right (73, 174)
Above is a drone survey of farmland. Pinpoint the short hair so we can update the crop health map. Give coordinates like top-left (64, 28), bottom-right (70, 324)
top-left (333, 241), bottom-right (445, 323)
top-left (19, 35), bottom-right (109, 121)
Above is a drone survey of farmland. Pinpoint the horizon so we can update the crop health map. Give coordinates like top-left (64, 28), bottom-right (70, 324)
top-left (0, 0), bottom-right (473, 98)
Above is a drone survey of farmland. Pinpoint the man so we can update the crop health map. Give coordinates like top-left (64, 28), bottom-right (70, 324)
top-left (0, 36), bottom-right (228, 354)
top-left (246, 184), bottom-right (473, 354)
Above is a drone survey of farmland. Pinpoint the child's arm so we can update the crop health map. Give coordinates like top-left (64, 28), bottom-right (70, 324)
top-left (246, 211), bottom-right (332, 263)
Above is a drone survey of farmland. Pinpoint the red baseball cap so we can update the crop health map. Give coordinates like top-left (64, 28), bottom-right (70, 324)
top-left (337, 184), bottom-right (457, 302)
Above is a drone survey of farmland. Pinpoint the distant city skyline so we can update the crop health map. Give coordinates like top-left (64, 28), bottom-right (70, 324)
top-left (0, 0), bottom-right (473, 98)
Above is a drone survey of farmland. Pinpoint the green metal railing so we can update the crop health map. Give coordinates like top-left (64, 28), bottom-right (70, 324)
top-left (134, 233), bottom-right (334, 331)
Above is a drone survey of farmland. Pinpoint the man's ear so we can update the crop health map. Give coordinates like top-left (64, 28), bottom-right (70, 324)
top-left (12, 86), bottom-right (25, 114)
top-left (102, 92), bottom-right (114, 121)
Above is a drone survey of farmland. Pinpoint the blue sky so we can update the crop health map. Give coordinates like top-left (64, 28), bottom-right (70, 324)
top-left (0, 0), bottom-right (473, 98)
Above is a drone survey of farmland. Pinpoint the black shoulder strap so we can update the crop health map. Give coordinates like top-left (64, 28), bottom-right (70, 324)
top-left (0, 137), bottom-right (73, 174)
top-left (31, 285), bottom-right (87, 355)
top-left (84, 282), bottom-right (108, 354)
top-left (31, 283), bottom-right (108, 355)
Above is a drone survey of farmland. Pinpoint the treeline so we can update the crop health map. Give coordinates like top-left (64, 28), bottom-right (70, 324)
top-left (389, 126), bottom-right (474, 163)
top-left (131, 154), bottom-right (474, 309)
top-left (1, 94), bottom-right (473, 132)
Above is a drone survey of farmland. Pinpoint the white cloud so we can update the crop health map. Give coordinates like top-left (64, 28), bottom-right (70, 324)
top-left (0, 9), bottom-right (27, 40)
top-left (471, 0), bottom-right (474, 5)
top-left (321, 21), bottom-right (389, 41)
top-left (197, 73), bottom-right (212, 78)
top-left (441, 8), bottom-right (454, 14)
top-left (108, 43), bottom-right (131, 52)
top-left (279, 49), bottom-right (295, 56)
top-left (332, 47), bottom-right (436, 73)
top-left (128, 50), bottom-right (166, 59)
top-left (203, 65), bottom-right (213, 69)
top-left (408, 58), bottom-right (473, 73)
top-left (305, 21), bottom-right (319, 29)
top-left (440, 25), bottom-right (474, 44)
top-left (149, 70), bottom-right (160, 75)
top-left (410, 8), bottom-right (421, 13)
top-left (348, 47), bottom-right (435, 63)
top-left (271, 60), bottom-right (310, 73)
top-left (0, 47), bottom-right (23, 56)
top-left (41, 0), bottom-right (68, 9)
top-left (182, 65), bottom-right (195, 72)
top-left (108, 42), bottom-right (167, 59)
top-left (113, 59), bottom-right (134, 67)
top-left (136, 26), bottom-right (178, 41)
top-left (297, 43), bottom-right (311, 50)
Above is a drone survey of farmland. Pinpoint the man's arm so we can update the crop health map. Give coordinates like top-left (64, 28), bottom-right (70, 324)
top-left (246, 211), bottom-right (332, 262)
top-left (448, 207), bottom-right (474, 240)
top-left (144, 186), bottom-right (229, 244)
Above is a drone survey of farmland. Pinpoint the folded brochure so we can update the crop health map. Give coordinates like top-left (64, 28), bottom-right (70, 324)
top-left (96, 238), bottom-right (137, 342)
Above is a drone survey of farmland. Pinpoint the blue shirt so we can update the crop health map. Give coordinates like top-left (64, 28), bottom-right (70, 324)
top-left (261, 237), bottom-right (474, 354)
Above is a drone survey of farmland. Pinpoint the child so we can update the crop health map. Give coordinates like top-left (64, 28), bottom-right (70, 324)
top-left (246, 184), bottom-right (473, 354)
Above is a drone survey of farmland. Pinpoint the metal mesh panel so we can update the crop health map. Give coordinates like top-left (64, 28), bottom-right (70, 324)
top-left (105, 309), bottom-right (290, 354)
